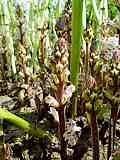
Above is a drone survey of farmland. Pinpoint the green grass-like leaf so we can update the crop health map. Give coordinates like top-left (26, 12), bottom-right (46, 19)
top-left (0, 108), bottom-right (51, 139)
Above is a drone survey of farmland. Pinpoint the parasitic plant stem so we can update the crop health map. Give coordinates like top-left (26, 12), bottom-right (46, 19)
top-left (56, 80), bottom-right (67, 160)
top-left (90, 106), bottom-right (99, 160)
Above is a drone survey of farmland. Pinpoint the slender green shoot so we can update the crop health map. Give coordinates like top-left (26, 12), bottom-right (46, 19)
top-left (70, 0), bottom-right (83, 118)
top-left (0, 108), bottom-right (51, 139)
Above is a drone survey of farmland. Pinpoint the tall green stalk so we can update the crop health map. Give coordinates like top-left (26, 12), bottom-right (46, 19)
top-left (92, 0), bottom-right (100, 23)
top-left (70, 0), bottom-right (83, 118)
